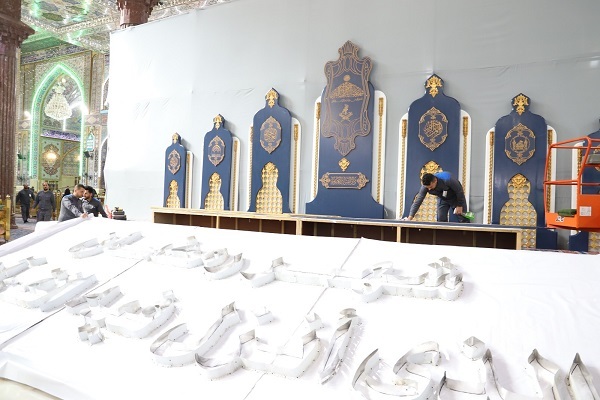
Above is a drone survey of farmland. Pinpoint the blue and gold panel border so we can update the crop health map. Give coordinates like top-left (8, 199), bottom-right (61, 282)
top-left (396, 74), bottom-right (471, 221)
top-left (483, 94), bottom-right (557, 249)
top-left (163, 133), bottom-right (189, 208)
top-left (306, 41), bottom-right (386, 218)
top-left (200, 115), bottom-right (240, 211)
top-left (247, 89), bottom-right (301, 214)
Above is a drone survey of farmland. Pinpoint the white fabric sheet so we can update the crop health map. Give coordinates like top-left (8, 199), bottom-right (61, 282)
top-left (0, 219), bottom-right (598, 399)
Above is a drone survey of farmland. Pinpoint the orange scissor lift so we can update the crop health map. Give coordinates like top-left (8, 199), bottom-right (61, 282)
top-left (544, 137), bottom-right (600, 232)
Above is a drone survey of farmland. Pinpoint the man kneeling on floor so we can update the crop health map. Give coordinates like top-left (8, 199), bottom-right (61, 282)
top-left (58, 184), bottom-right (88, 222)
top-left (404, 172), bottom-right (469, 223)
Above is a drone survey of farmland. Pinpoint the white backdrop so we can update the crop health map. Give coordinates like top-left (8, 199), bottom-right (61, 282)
top-left (105, 0), bottom-right (600, 222)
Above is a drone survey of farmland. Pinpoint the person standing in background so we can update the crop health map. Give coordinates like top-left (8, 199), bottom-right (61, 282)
top-left (63, 187), bottom-right (71, 198)
top-left (33, 182), bottom-right (56, 222)
top-left (16, 184), bottom-right (35, 223)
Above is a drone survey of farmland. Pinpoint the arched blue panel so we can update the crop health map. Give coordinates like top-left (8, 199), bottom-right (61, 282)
top-left (306, 41), bottom-right (383, 219)
top-left (200, 115), bottom-right (234, 210)
top-left (491, 94), bottom-right (549, 227)
top-left (402, 74), bottom-right (462, 222)
top-left (248, 89), bottom-right (292, 213)
top-left (163, 133), bottom-right (187, 208)
top-left (581, 125), bottom-right (600, 195)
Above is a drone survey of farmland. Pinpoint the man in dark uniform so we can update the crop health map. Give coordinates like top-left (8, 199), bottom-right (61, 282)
top-left (405, 172), bottom-right (468, 222)
top-left (82, 186), bottom-right (108, 218)
top-left (16, 184), bottom-right (35, 223)
top-left (33, 182), bottom-right (56, 221)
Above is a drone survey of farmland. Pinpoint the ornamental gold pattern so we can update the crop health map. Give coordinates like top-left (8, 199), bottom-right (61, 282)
top-left (185, 152), bottom-right (191, 208)
top-left (313, 102), bottom-right (321, 198)
top-left (293, 124), bottom-right (299, 213)
top-left (204, 172), bottom-right (224, 211)
top-left (546, 131), bottom-right (553, 211)
top-left (377, 97), bottom-right (384, 203)
top-left (589, 233), bottom-right (600, 252)
top-left (339, 157), bottom-right (350, 171)
top-left (505, 123), bottom-right (535, 165)
top-left (487, 131), bottom-right (494, 224)
top-left (414, 161), bottom-right (443, 222)
top-left (208, 135), bottom-right (226, 167)
top-left (256, 162), bottom-right (283, 214)
top-left (426, 75), bottom-right (443, 97)
top-left (419, 107), bottom-right (448, 151)
top-left (260, 116), bottom-right (282, 154)
top-left (168, 149), bottom-right (181, 175)
top-left (500, 173), bottom-right (536, 249)
top-left (513, 94), bottom-right (529, 115)
top-left (399, 119), bottom-right (407, 216)
top-left (330, 75), bottom-right (365, 99)
top-left (322, 41), bottom-right (372, 157)
top-left (232, 140), bottom-right (238, 211)
top-left (166, 180), bottom-right (180, 208)
top-left (319, 172), bottom-right (368, 190)
top-left (462, 116), bottom-right (469, 194)
top-left (172, 132), bottom-right (179, 144)
top-left (248, 127), bottom-right (254, 208)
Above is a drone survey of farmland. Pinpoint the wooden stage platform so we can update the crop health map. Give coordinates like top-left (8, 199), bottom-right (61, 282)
top-left (152, 208), bottom-right (525, 250)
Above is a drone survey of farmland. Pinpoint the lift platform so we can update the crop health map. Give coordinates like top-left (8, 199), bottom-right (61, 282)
top-left (544, 137), bottom-right (600, 232)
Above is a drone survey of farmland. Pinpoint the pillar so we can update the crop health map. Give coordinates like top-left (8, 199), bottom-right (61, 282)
top-left (0, 2), bottom-right (34, 228)
top-left (117, 0), bottom-right (161, 29)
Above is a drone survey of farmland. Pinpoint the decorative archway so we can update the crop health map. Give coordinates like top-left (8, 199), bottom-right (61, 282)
top-left (29, 64), bottom-right (86, 180)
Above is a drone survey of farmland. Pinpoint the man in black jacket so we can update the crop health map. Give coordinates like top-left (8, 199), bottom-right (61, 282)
top-left (83, 186), bottom-right (108, 218)
top-left (405, 172), bottom-right (468, 222)
top-left (16, 184), bottom-right (35, 223)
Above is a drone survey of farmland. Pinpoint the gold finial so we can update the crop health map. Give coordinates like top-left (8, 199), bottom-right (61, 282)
top-left (213, 115), bottom-right (223, 129)
top-left (172, 133), bottom-right (179, 144)
top-left (266, 89), bottom-right (278, 108)
top-left (512, 94), bottom-right (529, 115)
top-left (425, 75), bottom-right (443, 97)
top-left (339, 157), bottom-right (350, 171)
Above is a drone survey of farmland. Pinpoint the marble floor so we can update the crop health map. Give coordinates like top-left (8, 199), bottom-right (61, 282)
top-left (0, 215), bottom-right (37, 244)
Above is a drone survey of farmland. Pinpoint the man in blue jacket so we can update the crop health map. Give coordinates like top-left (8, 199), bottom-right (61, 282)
top-left (405, 172), bottom-right (468, 222)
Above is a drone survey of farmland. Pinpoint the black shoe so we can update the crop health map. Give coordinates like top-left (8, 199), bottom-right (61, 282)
top-left (23, 220), bottom-right (27, 223)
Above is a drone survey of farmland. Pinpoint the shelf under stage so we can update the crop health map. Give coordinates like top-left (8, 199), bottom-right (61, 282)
top-left (152, 207), bottom-right (526, 250)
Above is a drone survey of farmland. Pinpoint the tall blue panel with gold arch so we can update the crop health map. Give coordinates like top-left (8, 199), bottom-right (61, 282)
top-left (248, 89), bottom-right (293, 214)
top-left (399, 75), bottom-right (470, 222)
top-left (163, 133), bottom-right (187, 208)
top-left (200, 115), bottom-right (237, 211)
top-left (568, 122), bottom-right (600, 252)
top-left (306, 41), bottom-right (384, 219)
top-left (483, 94), bottom-right (557, 249)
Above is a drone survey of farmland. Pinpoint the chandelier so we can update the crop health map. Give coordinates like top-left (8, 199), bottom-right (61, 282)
top-left (44, 78), bottom-right (72, 121)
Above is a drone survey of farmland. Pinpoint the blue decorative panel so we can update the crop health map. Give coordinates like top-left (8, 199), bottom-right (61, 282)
top-left (306, 41), bottom-right (383, 218)
top-left (402, 74), bottom-right (462, 221)
top-left (163, 133), bottom-right (187, 208)
top-left (491, 94), bottom-right (549, 226)
top-left (200, 115), bottom-right (235, 210)
top-left (248, 89), bottom-right (292, 213)
top-left (581, 125), bottom-right (600, 195)
top-left (568, 124), bottom-right (600, 252)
